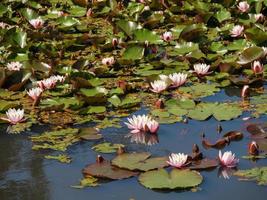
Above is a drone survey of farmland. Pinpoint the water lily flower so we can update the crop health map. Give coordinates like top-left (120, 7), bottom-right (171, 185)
top-left (167, 153), bottom-right (188, 168)
top-left (6, 62), bottom-right (22, 71)
top-left (37, 78), bottom-right (57, 90)
top-left (241, 85), bottom-right (249, 98)
top-left (27, 87), bottom-right (43, 101)
top-left (125, 114), bottom-right (159, 134)
top-left (168, 73), bottom-right (187, 88)
top-left (1, 108), bottom-right (25, 125)
top-left (193, 63), bottom-right (211, 76)
top-left (86, 8), bottom-right (93, 17)
top-left (102, 57), bottom-right (115, 66)
top-left (237, 1), bottom-right (250, 13)
top-left (262, 47), bottom-right (267, 56)
top-left (248, 141), bottom-right (259, 155)
top-left (112, 38), bottom-right (118, 47)
top-left (218, 150), bottom-right (239, 168)
top-left (51, 75), bottom-right (65, 83)
top-left (252, 61), bottom-right (264, 74)
top-left (29, 18), bottom-right (44, 29)
top-left (162, 31), bottom-right (172, 42)
top-left (250, 13), bottom-right (265, 22)
top-left (159, 74), bottom-right (169, 82)
top-left (150, 80), bottom-right (168, 93)
top-left (230, 25), bottom-right (244, 37)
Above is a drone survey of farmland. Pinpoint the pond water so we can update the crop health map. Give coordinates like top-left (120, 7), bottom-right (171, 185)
top-left (0, 87), bottom-right (267, 200)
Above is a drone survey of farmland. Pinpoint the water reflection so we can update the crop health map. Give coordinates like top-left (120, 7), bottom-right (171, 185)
top-left (126, 132), bottom-right (159, 146)
top-left (218, 167), bottom-right (237, 180)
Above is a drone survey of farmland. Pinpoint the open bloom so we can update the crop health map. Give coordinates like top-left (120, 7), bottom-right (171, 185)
top-left (27, 87), bottom-right (43, 101)
top-left (230, 25), bottom-right (244, 37)
top-left (6, 62), bottom-right (22, 71)
top-left (50, 75), bottom-right (65, 83)
top-left (241, 85), bottom-right (249, 98)
top-left (248, 141), bottom-right (259, 155)
top-left (193, 63), bottom-right (211, 76)
top-left (29, 18), bottom-right (44, 29)
top-left (1, 108), bottom-right (25, 125)
top-left (252, 61), bottom-right (264, 74)
top-left (237, 1), bottom-right (250, 13)
top-left (162, 31), bottom-right (172, 42)
top-left (125, 115), bottom-right (159, 134)
top-left (102, 57), bottom-right (115, 66)
top-left (150, 80), bottom-right (168, 93)
top-left (168, 73), bottom-right (187, 88)
top-left (218, 150), bottom-right (239, 168)
top-left (167, 153), bottom-right (188, 168)
top-left (37, 78), bottom-right (57, 90)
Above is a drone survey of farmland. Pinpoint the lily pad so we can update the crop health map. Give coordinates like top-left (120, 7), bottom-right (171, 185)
top-left (92, 143), bottom-right (124, 153)
top-left (234, 167), bottom-right (267, 185)
top-left (138, 169), bottom-right (203, 189)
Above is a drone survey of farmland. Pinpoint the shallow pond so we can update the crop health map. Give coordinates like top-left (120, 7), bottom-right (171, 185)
top-left (1, 87), bottom-right (267, 200)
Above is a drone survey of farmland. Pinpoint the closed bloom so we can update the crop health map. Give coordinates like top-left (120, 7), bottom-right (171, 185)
top-left (102, 57), bottom-right (115, 66)
top-left (1, 108), bottom-right (25, 125)
top-left (193, 63), bottom-right (211, 76)
top-left (252, 61), bottom-right (264, 74)
top-left (237, 1), bottom-right (250, 13)
top-left (168, 73), bottom-right (187, 88)
top-left (37, 78), bottom-right (57, 90)
top-left (218, 150), bottom-right (239, 168)
top-left (241, 85), bottom-right (249, 98)
top-left (162, 31), bottom-right (172, 42)
top-left (112, 38), bottom-right (118, 47)
top-left (167, 153), bottom-right (188, 168)
top-left (27, 87), bottom-right (43, 101)
top-left (150, 80), bottom-right (167, 93)
top-left (6, 62), bottom-right (22, 71)
top-left (248, 141), bottom-right (259, 155)
top-left (230, 25), bottom-right (244, 37)
top-left (29, 18), bottom-right (44, 29)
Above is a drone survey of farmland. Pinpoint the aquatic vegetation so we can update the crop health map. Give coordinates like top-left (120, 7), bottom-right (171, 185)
top-left (167, 153), bottom-right (188, 169)
top-left (234, 167), bottom-right (267, 185)
top-left (1, 108), bottom-right (25, 125)
top-left (27, 87), bottom-right (43, 101)
top-left (92, 142), bottom-right (124, 153)
top-left (218, 151), bottom-right (239, 168)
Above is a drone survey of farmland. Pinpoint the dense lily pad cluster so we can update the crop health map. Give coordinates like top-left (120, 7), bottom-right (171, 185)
top-left (0, 0), bottom-right (267, 192)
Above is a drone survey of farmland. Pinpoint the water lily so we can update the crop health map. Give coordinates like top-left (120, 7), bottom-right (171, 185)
top-left (112, 38), bottom-right (118, 47)
top-left (27, 87), bottom-right (43, 101)
top-left (37, 78), bottom-right (57, 90)
top-left (162, 31), bottom-right (172, 42)
top-left (168, 73), bottom-right (187, 88)
top-left (50, 75), bottom-right (65, 83)
top-left (125, 114), bottom-right (159, 134)
top-left (252, 61), bottom-right (264, 74)
top-left (248, 141), bottom-right (259, 155)
top-left (262, 47), bottom-right (267, 56)
top-left (6, 62), bottom-right (22, 71)
top-left (193, 63), bottom-right (211, 76)
top-left (167, 153), bottom-right (188, 168)
top-left (159, 74), bottom-right (169, 82)
top-left (150, 80), bottom-right (168, 93)
top-left (241, 85), bottom-right (249, 98)
top-left (86, 8), bottom-right (93, 17)
top-left (230, 25), bottom-right (244, 37)
top-left (237, 1), bottom-right (249, 13)
top-left (102, 57), bottom-right (115, 66)
top-left (1, 108), bottom-right (25, 125)
top-left (29, 18), bottom-right (44, 29)
top-left (218, 150), bottom-right (239, 168)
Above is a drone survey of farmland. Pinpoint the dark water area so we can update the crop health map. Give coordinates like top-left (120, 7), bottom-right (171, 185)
top-left (0, 88), bottom-right (267, 200)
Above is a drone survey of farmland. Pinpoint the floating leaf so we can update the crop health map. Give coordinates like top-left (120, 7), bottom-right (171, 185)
top-left (189, 159), bottom-right (218, 170)
top-left (78, 127), bottom-right (102, 140)
top-left (45, 154), bottom-right (71, 163)
top-left (71, 176), bottom-right (99, 189)
top-left (92, 143), bottom-right (124, 153)
top-left (234, 167), bottom-right (267, 185)
top-left (138, 169), bottom-right (203, 189)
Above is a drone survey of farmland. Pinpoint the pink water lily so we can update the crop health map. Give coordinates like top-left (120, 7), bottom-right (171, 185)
top-left (1, 108), bottom-right (25, 125)
top-left (237, 1), bottom-right (250, 13)
top-left (50, 75), bottom-right (65, 83)
top-left (193, 63), bottom-right (211, 76)
top-left (162, 31), bottom-right (172, 42)
top-left (168, 73), bottom-right (187, 88)
top-left (29, 18), bottom-right (44, 29)
top-left (218, 150), bottom-right (239, 168)
top-left (102, 57), bottom-right (115, 66)
top-left (6, 62), bottom-right (22, 71)
top-left (252, 61), bottom-right (264, 74)
top-left (241, 85), bottom-right (249, 98)
top-left (27, 87), bottom-right (43, 101)
top-left (150, 80), bottom-right (168, 93)
top-left (230, 25), bottom-right (244, 37)
top-left (37, 78), bottom-right (57, 90)
top-left (112, 38), bottom-right (118, 47)
top-left (167, 153), bottom-right (188, 168)
top-left (125, 114), bottom-right (159, 134)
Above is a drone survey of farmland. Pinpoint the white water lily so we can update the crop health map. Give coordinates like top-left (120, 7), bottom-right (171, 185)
top-left (150, 80), bottom-right (168, 93)
top-left (166, 153), bottom-right (188, 168)
top-left (162, 31), bottom-right (172, 42)
top-left (237, 1), bottom-right (249, 13)
top-left (27, 87), bottom-right (43, 101)
top-left (1, 108), bottom-right (25, 125)
top-left (230, 25), bottom-right (244, 37)
top-left (102, 57), bottom-right (115, 66)
top-left (168, 73), bottom-right (187, 88)
top-left (6, 62), bottom-right (22, 71)
top-left (193, 63), bottom-right (211, 76)
top-left (218, 150), bottom-right (239, 168)
top-left (29, 18), bottom-right (44, 29)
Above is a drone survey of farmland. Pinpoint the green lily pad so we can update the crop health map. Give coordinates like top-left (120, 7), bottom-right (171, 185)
top-left (71, 176), bottom-right (99, 189)
top-left (45, 154), bottom-right (71, 163)
top-left (78, 127), bottom-right (102, 140)
top-left (237, 46), bottom-right (264, 65)
top-left (234, 167), bottom-right (267, 185)
top-left (92, 143), bottom-right (124, 153)
top-left (111, 152), bottom-right (168, 171)
top-left (138, 169), bottom-right (203, 189)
